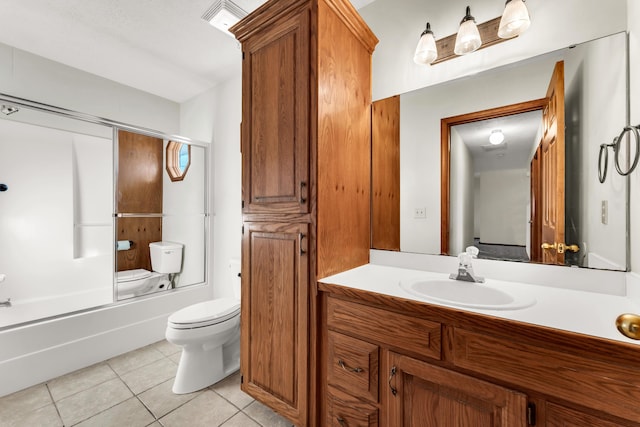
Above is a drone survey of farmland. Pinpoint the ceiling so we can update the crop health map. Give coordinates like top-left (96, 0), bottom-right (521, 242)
top-left (0, 0), bottom-right (375, 103)
top-left (453, 110), bottom-right (543, 173)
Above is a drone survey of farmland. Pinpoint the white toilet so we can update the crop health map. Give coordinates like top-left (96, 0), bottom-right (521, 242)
top-left (165, 260), bottom-right (241, 394)
top-left (116, 242), bottom-right (182, 299)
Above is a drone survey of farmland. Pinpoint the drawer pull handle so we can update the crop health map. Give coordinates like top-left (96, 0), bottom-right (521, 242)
top-left (300, 181), bottom-right (307, 204)
top-left (338, 359), bottom-right (363, 373)
top-left (388, 365), bottom-right (397, 396)
top-left (336, 417), bottom-right (347, 427)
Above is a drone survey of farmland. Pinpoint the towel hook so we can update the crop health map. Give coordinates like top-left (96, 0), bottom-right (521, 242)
top-left (598, 125), bottom-right (640, 183)
top-left (613, 125), bottom-right (640, 176)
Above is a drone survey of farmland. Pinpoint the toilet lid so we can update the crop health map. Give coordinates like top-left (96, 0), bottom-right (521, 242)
top-left (168, 298), bottom-right (240, 329)
top-left (117, 269), bottom-right (152, 283)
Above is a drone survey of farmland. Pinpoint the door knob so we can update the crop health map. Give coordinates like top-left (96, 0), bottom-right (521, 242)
top-left (541, 243), bottom-right (580, 254)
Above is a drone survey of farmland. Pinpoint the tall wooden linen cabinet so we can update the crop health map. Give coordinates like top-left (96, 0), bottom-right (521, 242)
top-left (230, 1), bottom-right (377, 425)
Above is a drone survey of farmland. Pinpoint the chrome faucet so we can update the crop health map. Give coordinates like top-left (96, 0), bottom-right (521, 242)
top-left (449, 246), bottom-right (485, 283)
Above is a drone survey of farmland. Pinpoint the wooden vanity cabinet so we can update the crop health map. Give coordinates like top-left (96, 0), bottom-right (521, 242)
top-left (319, 286), bottom-right (640, 427)
top-left (231, 1), bottom-right (377, 425)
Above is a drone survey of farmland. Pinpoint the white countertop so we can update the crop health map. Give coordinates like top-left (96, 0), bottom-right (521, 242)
top-left (320, 263), bottom-right (640, 346)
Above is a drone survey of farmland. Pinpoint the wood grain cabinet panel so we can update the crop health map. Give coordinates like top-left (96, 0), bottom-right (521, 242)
top-left (386, 351), bottom-right (527, 427)
top-left (452, 328), bottom-right (640, 424)
top-left (240, 9), bottom-right (310, 215)
top-left (241, 222), bottom-right (309, 424)
top-left (327, 296), bottom-right (441, 360)
top-left (232, 1), bottom-right (377, 425)
top-left (546, 402), bottom-right (634, 427)
top-left (327, 331), bottom-right (379, 403)
top-left (327, 390), bottom-right (378, 427)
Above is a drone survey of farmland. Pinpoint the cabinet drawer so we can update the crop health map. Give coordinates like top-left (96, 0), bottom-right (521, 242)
top-left (327, 331), bottom-right (379, 402)
top-left (327, 390), bottom-right (378, 427)
top-left (327, 296), bottom-right (441, 360)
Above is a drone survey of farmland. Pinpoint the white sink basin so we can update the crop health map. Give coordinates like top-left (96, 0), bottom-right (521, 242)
top-left (399, 279), bottom-right (535, 310)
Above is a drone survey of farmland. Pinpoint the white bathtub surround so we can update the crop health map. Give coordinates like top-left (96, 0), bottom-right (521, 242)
top-left (0, 284), bottom-right (210, 397)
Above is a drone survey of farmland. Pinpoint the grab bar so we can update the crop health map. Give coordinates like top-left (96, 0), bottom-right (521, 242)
top-left (598, 125), bottom-right (640, 183)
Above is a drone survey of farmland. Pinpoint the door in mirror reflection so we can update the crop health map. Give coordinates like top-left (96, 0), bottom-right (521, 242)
top-left (444, 61), bottom-right (570, 266)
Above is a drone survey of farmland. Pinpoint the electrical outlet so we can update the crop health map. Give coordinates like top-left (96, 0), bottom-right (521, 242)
top-left (414, 207), bottom-right (426, 219)
top-left (601, 200), bottom-right (608, 224)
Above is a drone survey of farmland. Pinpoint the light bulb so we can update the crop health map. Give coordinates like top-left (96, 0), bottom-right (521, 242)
top-left (454, 6), bottom-right (482, 55)
top-left (489, 129), bottom-right (505, 145)
top-left (498, 0), bottom-right (531, 39)
top-left (414, 23), bottom-right (438, 65)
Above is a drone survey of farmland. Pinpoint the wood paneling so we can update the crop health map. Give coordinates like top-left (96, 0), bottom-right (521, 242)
top-left (372, 96), bottom-right (400, 251)
top-left (116, 130), bottom-right (163, 272)
top-left (117, 130), bottom-right (163, 213)
top-left (116, 217), bottom-right (162, 272)
top-left (316, 0), bottom-right (377, 278)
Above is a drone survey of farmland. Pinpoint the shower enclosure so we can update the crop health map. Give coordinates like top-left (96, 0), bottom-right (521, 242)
top-left (0, 94), bottom-right (209, 329)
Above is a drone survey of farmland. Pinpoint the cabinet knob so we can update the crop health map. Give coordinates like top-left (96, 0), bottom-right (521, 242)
top-left (616, 313), bottom-right (640, 340)
top-left (336, 417), bottom-right (346, 427)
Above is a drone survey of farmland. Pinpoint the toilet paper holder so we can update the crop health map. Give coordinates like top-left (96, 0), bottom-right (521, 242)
top-left (116, 240), bottom-right (135, 251)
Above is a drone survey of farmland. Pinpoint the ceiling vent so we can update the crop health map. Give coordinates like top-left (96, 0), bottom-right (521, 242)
top-left (202, 0), bottom-right (247, 37)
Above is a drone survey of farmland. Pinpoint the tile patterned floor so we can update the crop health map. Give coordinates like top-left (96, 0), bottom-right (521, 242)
top-left (0, 340), bottom-right (293, 427)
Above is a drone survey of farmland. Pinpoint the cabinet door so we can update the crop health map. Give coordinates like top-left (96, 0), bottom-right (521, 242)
top-left (241, 222), bottom-right (309, 425)
top-left (240, 8), bottom-right (310, 214)
top-left (386, 352), bottom-right (527, 427)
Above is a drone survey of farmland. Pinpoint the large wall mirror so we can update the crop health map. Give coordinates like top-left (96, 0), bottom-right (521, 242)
top-left (372, 31), bottom-right (628, 271)
top-left (0, 95), bottom-right (209, 328)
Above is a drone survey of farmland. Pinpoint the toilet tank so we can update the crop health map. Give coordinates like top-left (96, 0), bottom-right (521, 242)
top-left (149, 241), bottom-right (183, 273)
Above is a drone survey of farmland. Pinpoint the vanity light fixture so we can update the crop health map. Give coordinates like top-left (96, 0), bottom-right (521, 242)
top-left (414, 3), bottom-right (530, 66)
top-left (489, 129), bottom-right (505, 145)
top-left (414, 23), bottom-right (438, 65)
top-left (454, 6), bottom-right (482, 55)
top-left (498, 0), bottom-right (531, 39)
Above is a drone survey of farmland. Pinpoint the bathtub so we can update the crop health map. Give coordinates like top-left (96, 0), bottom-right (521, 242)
top-left (0, 283), bottom-right (209, 397)
top-left (0, 286), bottom-right (113, 329)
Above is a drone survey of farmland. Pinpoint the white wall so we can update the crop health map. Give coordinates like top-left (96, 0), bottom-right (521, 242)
top-left (398, 54), bottom-right (562, 254)
top-left (449, 128), bottom-right (474, 254)
top-left (563, 35), bottom-right (627, 269)
top-left (180, 76), bottom-right (242, 300)
top-left (478, 169), bottom-right (528, 246)
top-left (0, 43), bottom-right (180, 133)
top-left (629, 0), bottom-right (640, 273)
top-left (360, 0), bottom-right (627, 101)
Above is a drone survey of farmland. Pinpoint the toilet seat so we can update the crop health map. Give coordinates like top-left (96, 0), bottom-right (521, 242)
top-left (168, 298), bottom-right (240, 329)
top-left (117, 269), bottom-right (152, 283)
